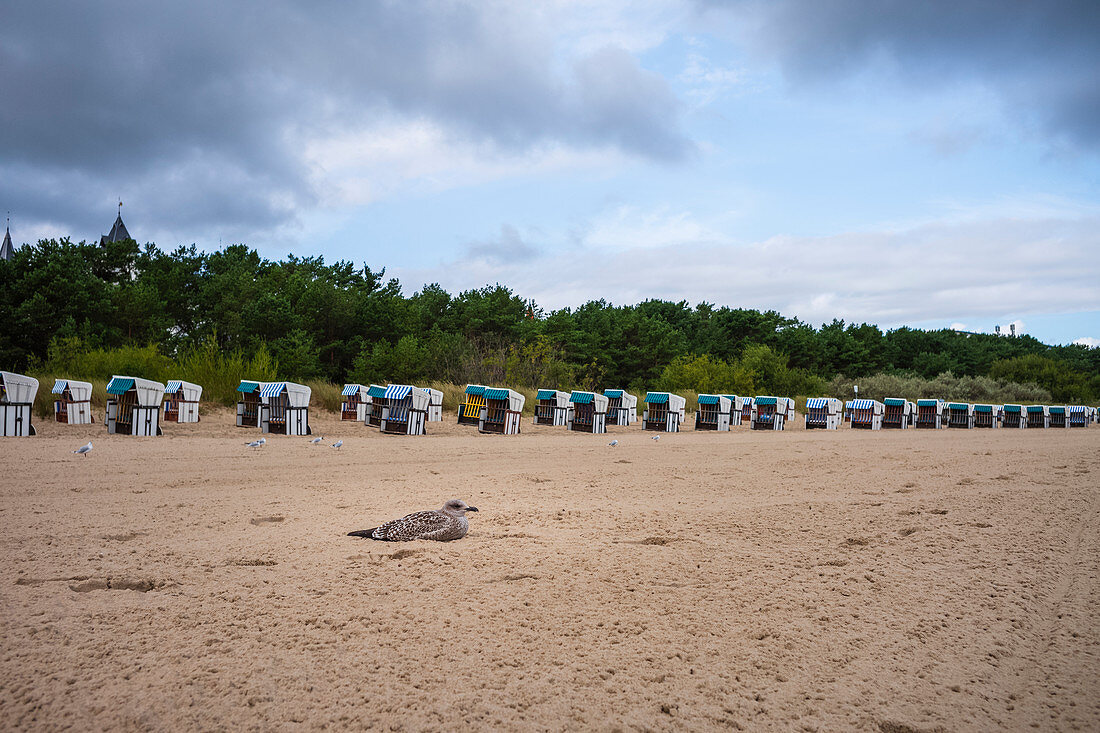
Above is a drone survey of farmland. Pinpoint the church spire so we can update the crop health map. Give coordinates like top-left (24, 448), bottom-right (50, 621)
top-left (0, 213), bottom-right (13, 262)
top-left (101, 199), bottom-right (132, 244)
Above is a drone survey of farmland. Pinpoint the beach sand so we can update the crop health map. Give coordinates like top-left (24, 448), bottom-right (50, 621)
top-left (2, 409), bottom-right (1098, 731)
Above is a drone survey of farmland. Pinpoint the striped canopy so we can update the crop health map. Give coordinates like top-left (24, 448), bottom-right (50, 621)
top-left (884, 398), bottom-right (906, 406)
top-left (947, 402), bottom-right (969, 410)
top-left (368, 385), bottom-right (387, 398)
top-left (806, 398), bottom-right (830, 409)
top-left (605, 389), bottom-right (623, 398)
top-left (1003, 405), bottom-right (1022, 412)
top-left (698, 394), bottom-right (720, 405)
top-left (537, 389), bottom-right (556, 400)
top-left (237, 380), bottom-right (260, 393)
top-left (51, 379), bottom-right (68, 394)
top-left (165, 380), bottom-right (182, 393)
top-left (106, 377), bottom-right (135, 395)
top-left (1049, 406), bottom-right (1065, 414)
top-left (260, 382), bottom-right (286, 398)
top-left (755, 396), bottom-right (777, 406)
top-left (645, 392), bottom-right (668, 404)
top-left (464, 385), bottom-right (485, 396)
top-left (851, 399), bottom-right (876, 409)
top-left (1068, 405), bottom-right (1087, 413)
top-left (570, 391), bottom-right (594, 404)
top-left (974, 404), bottom-right (993, 413)
top-left (385, 385), bottom-right (412, 401)
top-left (916, 399), bottom-right (941, 406)
top-left (483, 388), bottom-right (511, 400)
top-left (1027, 405), bottom-right (1045, 412)
top-left (341, 384), bottom-right (361, 396)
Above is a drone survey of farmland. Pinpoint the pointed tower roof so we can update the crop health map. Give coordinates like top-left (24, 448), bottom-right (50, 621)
top-left (101, 201), bottom-right (132, 245)
top-left (101, 213), bottom-right (131, 245)
top-left (0, 218), bottom-right (13, 262)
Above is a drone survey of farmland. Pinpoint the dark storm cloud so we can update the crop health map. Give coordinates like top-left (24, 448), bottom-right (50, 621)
top-left (705, 0), bottom-right (1100, 149)
top-left (0, 2), bottom-right (689, 242)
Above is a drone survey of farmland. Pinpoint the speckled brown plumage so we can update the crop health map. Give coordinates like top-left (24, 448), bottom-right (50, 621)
top-left (348, 499), bottom-right (478, 541)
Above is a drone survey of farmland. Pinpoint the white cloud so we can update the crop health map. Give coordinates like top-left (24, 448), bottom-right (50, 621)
top-left (394, 206), bottom-right (1100, 327)
top-left (303, 117), bottom-right (629, 207)
top-left (1073, 336), bottom-right (1100, 348)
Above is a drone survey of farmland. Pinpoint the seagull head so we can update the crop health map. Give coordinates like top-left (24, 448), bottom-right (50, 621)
top-left (443, 499), bottom-right (478, 515)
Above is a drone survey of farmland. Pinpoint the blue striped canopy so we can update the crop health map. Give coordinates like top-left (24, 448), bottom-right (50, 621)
top-left (698, 394), bottom-right (720, 405)
top-left (165, 380), bottom-right (182, 393)
top-left (367, 385), bottom-right (386, 398)
top-left (755, 396), bottom-right (777, 406)
top-left (948, 402), bottom-right (969, 410)
top-left (464, 385), bottom-right (485, 396)
top-left (884, 398), bottom-right (906, 406)
top-left (604, 389), bottom-right (623, 398)
top-left (974, 404), bottom-right (993, 412)
top-left (1068, 405), bottom-right (1086, 413)
top-left (844, 400), bottom-right (853, 408)
top-left (645, 392), bottom-right (668, 404)
top-left (916, 399), bottom-right (941, 406)
top-left (341, 384), bottom-right (361, 396)
top-left (1003, 404), bottom-right (1021, 412)
top-left (106, 377), bottom-right (135, 395)
top-left (570, 391), bottom-right (594, 404)
top-left (51, 379), bottom-right (67, 394)
top-left (260, 382), bottom-right (286, 398)
top-left (537, 389), bottom-right (556, 400)
top-left (1027, 405), bottom-right (1045, 412)
top-left (851, 399), bottom-right (876, 409)
top-left (806, 398), bottom-right (830, 409)
top-left (385, 385), bottom-right (412, 401)
top-left (484, 388), bottom-right (511, 400)
top-left (237, 380), bottom-right (260, 393)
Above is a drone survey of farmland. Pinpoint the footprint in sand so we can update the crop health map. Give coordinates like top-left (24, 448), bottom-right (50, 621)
top-left (250, 516), bottom-right (285, 526)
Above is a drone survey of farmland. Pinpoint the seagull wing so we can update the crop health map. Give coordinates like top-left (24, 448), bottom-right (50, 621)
top-left (349, 510), bottom-right (452, 541)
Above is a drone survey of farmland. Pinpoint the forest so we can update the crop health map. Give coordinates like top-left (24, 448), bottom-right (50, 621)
top-left (1, 237), bottom-right (1098, 405)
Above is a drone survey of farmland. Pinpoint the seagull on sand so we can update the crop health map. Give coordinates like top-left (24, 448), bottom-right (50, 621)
top-left (331, 439), bottom-right (343, 449)
top-left (652, 435), bottom-right (660, 441)
top-left (246, 440), bottom-right (262, 449)
top-left (73, 441), bottom-right (93, 457)
top-left (258, 438), bottom-right (267, 446)
top-left (608, 439), bottom-right (618, 446)
top-left (310, 435), bottom-right (324, 444)
top-left (348, 500), bottom-right (479, 542)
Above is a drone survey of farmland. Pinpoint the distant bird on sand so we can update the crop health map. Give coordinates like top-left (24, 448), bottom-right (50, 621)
top-left (246, 440), bottom-right (262, 449)
top-left (608, 439), bottom-right (618, 446)
top-left (348, 500), bottom-right (478, 541)
top-left (310, 435), bottom-right (324, 444)
top-left (331, 440), bottom-right (343, 449)
top-left (258, 438), bottom-right (267, 446)
top-left (73, 441), bottom-right (93, 457)
top-left (652, 435), bottom-right (660, 441)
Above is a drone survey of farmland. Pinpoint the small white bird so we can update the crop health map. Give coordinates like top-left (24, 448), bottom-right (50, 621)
top-left (608, 439), bottom-right (618, 446)
top-left (73, 441), bottom-right (93, 457)
top-left (258, 438), bottom-right (267, 446)
top-left (331, 440), bottom-right (343, 449)
top-left (652, 435), bottom-right (660, 441)
top-left (310, 435), bottom-right (324, 444)
top-left (246, 440), bottom-right (262, 449)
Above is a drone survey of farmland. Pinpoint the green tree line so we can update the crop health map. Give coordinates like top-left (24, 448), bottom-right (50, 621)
top-left (1, 237), bottom-right (1097, 402)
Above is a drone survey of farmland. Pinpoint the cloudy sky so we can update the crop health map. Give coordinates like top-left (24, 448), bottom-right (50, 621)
top-left (3, 1), bottom-right (1098, 345)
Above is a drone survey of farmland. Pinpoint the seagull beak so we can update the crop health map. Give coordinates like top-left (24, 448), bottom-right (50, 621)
top-left (466, 506), bottom-right (479, 512)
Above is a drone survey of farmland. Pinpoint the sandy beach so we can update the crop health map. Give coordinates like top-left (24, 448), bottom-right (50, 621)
top-left (1, 409), bottom-right (1098, 731)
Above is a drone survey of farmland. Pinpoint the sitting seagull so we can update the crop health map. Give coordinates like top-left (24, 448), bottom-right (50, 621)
top-left (348, 500), bottom-right (478, 542)
top-left (652, 435), bottom-right (660, 441)
top-left (258, 438), bottom-right (267, 446)
top-left (608, 439), bottom-right (618, 446)
top-left (73, 441), bottom-right (93, 457)
top-left (310, 435), bottom-right (324, 444)
top-left (331, 439), bottom-right (343, 449)
top-left (246, 440), bottom-right (262, 449)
